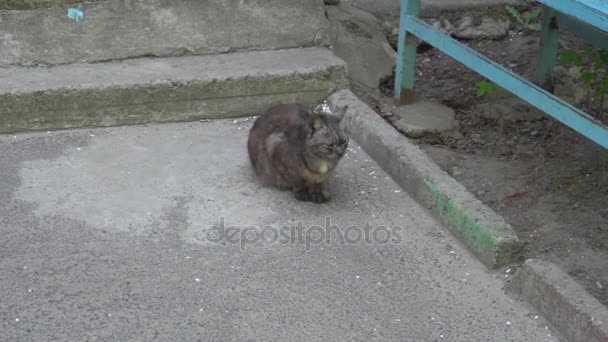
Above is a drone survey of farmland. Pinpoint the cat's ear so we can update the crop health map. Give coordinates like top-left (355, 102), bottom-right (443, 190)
top-left (334, 105), bottom-right (349, 121)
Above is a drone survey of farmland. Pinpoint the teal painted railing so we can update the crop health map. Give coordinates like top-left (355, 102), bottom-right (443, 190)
top-left (394, 0), bottom-right (608, 149)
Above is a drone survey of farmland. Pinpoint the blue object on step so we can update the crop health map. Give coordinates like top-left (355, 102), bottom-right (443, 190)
top-left (67, 8), bottom-right (84, 22)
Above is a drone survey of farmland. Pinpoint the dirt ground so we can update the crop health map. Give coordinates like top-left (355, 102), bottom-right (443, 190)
top-left (356, 9), bottom-right (608, 306)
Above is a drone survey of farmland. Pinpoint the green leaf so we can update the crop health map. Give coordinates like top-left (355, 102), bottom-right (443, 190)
top-left (476, 80), bottom-right (497, 97)
top-left (505, 6), bottom-right (524, 25)
top-left (581, 71), bottom-right (596, 85)
top-left (599, 51), bottom-right (608, 66)
top-left (525, 8), bottom-right (541, 23)
top-left (598, 78), bottom-right (608, 93)
top-left (559, 49), bottom-right (583, 66)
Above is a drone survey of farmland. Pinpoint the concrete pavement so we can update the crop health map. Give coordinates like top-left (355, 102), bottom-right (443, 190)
top-left (0, 120), bottom-right (558, 341)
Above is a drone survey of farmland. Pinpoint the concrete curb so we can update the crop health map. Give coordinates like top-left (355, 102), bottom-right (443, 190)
top-left (508, 259), bottom-right (608, 342)
top-left (326, 89), bottom-right (524, 269)
top-left (0, 47), bottom-right (348, 134)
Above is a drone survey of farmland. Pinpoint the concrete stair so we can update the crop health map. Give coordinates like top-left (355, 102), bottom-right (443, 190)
top-left (0, 0), bottom-right (330, 66)
top-left (0, 48), bottom-right (348, 133)
top-left (0, 0), bottom-right (348, 133)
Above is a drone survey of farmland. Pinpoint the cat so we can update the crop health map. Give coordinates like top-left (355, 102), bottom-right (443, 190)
top-left (247, 102), bottom-right (349, 203)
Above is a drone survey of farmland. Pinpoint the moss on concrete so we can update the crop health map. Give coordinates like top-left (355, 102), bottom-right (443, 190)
top-left (425, 179), bottom-right (525, 268)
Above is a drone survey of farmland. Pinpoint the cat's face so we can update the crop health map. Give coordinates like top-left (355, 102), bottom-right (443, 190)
top-left (307, 114), bottom-right (349, 160)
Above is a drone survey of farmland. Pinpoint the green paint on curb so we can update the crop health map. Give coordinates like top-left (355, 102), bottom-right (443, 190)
top-left (425, 179), bottom-right (496, 253)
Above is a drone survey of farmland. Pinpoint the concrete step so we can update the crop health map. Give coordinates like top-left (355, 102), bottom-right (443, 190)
top-left (0, 0), bottom-right (329, 66)
top-left (0, 47), bottom-right (348, 134)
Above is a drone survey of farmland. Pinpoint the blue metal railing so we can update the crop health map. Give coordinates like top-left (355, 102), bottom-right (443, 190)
top-left (394, 0), bottom-right (608, 149)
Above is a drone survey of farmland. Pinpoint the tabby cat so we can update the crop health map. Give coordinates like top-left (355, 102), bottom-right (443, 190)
top-left (247, 103), bottom-right (349, 203)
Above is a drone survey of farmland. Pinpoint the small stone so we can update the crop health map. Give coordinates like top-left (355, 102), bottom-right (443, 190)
top-left (391, 99), bottom-right (457, 139)
top-left (327, 4), bottom-right (395, 89)
top-left (451, 16), bottom-right (511, 40)
top-left (470, 133), bottom-right (482, 144)
top-left (452, 167), bottom-right (464, 176)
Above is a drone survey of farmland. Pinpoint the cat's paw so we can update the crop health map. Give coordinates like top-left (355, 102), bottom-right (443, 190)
top-left (309, 190), bottom-right (330, 203)
top-left (293, 188), bottom-right (330, 203)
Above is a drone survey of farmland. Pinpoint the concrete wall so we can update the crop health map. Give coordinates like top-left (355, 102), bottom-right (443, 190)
top-left (0, 0), bottom-right (330, 66)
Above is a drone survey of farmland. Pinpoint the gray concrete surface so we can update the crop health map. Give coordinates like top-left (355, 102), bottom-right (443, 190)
top-left (344, 0), bottom-right (521, 18)
top-left (509, 259), bottom-right (608, 342)
top-left (0, 0), bottom-right (96, 10)
top-left (326, 89), bottom-right (524, 268)
top-left (0, 47), bottom-right (348, 134)
top-left (0, 0), bottom-right (329, 66)
top-left (0, 119), bottom-right (559, 341)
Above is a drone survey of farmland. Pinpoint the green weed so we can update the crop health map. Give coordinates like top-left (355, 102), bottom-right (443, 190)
top-left (560, 45), bottom-right (608, 118)
top-left (505, 1), bottom-right (541, 31)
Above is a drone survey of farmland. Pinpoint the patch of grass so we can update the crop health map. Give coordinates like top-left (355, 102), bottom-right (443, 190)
top-left (550, 164), bottom-right (561, 191)
top-left (567, 166), bottom-right (583, 197)
top-left (473, 79), bottom-right (508, 134)
top-left (505, 1), bottom-right (541, 31)
top-left (560, 45), bottom-right (608, 119)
